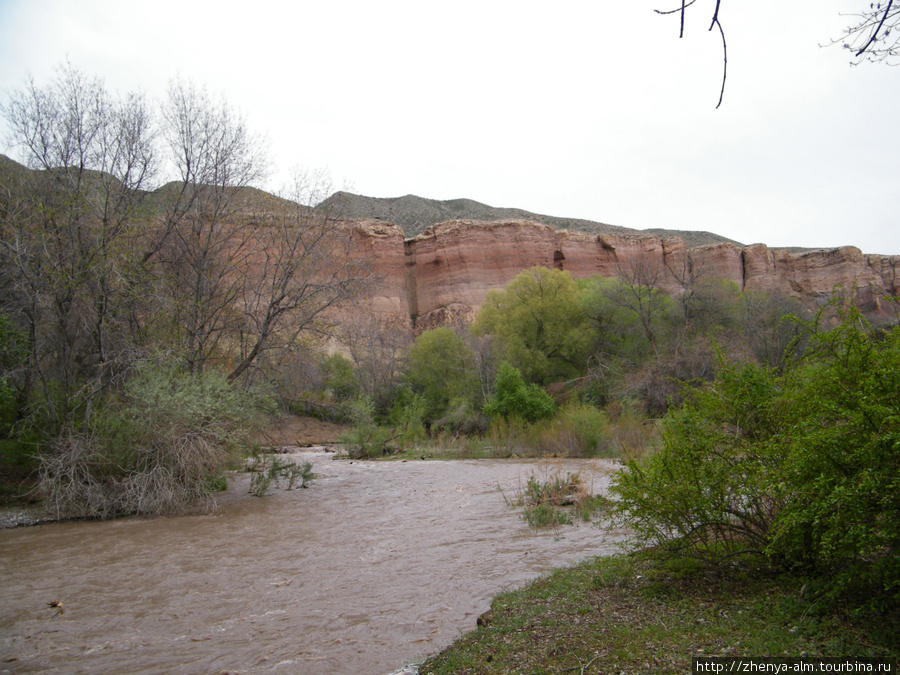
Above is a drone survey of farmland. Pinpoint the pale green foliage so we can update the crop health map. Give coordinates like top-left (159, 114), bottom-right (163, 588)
top-left (322, 353), bottom-right (360, 401)
top-left (389, 389), bottom-right (427, 443)
top-left (580, 276), bottom-right (662, 363)
top-left (536, 402), bottom-right (610, 457)
top-left (337, 396), bottom-right (399, 458)
top-left (122, 364), bottom-right (271, 450)
top-left (473, 267), bottom-right (592, 384)
top-left (38, 364), bottom-right (273, 518)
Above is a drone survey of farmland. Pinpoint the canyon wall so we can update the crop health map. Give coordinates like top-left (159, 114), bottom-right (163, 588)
top-left (350, 219), bottom-right (900, 330)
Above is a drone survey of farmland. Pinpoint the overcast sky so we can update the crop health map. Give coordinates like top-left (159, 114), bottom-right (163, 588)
top-left (1, 0), bottom-right (898, 254)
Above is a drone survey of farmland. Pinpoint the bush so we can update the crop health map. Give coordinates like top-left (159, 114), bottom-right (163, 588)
top-left (483, 362), bottom-right (555, 423)
top-left (536, 402), bottom-right (610, 457)
top-left (506, 470), bottom-right (609, 527)
top-left (403, 327), bottom-right (479, 423)
top-left (322, 353), bottom-right (360, 401)
top-left (388, 389), bottom-right (427, 444)
top-left (611, 306), bottom-right (900, 609)
top-left (246, 450), bottom-right (315, 497)
top-left (37, 364), bottom-right (272, 518)
top-left (770, 310), bottom-right (900, 607)
top-left (610, 361), bottom-right (786, 562)
top-left (336, 396), bottom-right (400, 459)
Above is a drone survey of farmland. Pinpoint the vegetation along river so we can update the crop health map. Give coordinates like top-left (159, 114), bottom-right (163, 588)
top-left (0, 450), bottom-right (627, 674)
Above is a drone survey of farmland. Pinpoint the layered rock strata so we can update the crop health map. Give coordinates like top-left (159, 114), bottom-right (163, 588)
top-left (350, 219), bottom-right (900, 330)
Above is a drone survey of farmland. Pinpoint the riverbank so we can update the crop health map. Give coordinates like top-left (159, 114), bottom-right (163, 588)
top-left (418, 551), bottom-right (900, 674)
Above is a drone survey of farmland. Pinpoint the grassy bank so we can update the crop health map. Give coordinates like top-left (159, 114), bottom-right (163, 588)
top-left (419, 552), bottom-right (899, 674)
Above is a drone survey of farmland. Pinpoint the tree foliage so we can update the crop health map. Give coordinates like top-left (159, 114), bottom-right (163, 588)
top-left (403, 327), bottom-right (479, 424)
top-left (483, 361), bottom-right (556, 423)
top-left (611, 305), bottom-right (900, 608)
top-left (473, 267), bottom-right (592, 385)
top-left (0, 64), bottom-right (365, 429)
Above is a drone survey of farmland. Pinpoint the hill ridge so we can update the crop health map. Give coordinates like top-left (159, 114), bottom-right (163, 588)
top-left (320, 191), bottom-right (747, 249)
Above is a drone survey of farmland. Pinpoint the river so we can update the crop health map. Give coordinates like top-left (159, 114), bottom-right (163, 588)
top-left (0, 450), bottom-right (627, 674)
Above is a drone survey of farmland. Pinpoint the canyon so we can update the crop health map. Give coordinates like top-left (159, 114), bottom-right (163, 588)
top-left (348, 217), bottom-right (900, 330)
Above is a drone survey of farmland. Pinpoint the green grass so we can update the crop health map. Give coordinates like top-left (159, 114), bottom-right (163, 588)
top-left (419, 552), bottom-right (900, 674)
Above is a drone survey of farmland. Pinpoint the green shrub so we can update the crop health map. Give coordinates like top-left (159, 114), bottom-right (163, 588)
top-left (610, 361), bottom-right (786, 562)
top-left (770, 310), bottom-right (900, 608)
top-left (403, 327), bottom-right (479, 423)
top-left (247, 451), bottom-right (315, 497)
top-left (322, 353), bottom-right (360, 400)
top-left (388, 389), bottom-right (427, 444)
top-left (536, 402), bottom-right (610, 457)
top-left (610, 305), bottom-right (900, 609)
top-left (483, 362), bottom-right (555, 423)
top-left (336, 396), bottom-right (400, 459)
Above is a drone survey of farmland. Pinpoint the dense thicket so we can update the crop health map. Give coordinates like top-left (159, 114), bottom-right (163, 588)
top-left (611, 306), bottom-right (900, 608)
top-left (320, 265), bottom-right (818, 454)
top-left (0, 65), bottom-right (364, 515)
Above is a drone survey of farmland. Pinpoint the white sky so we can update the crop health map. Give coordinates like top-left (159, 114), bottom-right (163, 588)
top-left (1, 0), bottom-right (898, 254)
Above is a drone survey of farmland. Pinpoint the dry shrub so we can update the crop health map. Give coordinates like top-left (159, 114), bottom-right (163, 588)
top-left (38, 432), bottom-right (221, 519)
top-left (37, 365), bottom-right (269, 519)
top-left (605, 400), bottom-right (659, 460)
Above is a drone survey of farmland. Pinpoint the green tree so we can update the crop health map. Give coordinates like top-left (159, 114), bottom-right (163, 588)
top-left (580, 276), bottom-right (654, 364)
top-left (483, 361), bottom-right (556, 423)
top-left (322, 353), bottom-right (360, 401)
top-left (403, 327), bottom-right (479, 423)
top-left (473, 267), bottom-right (592, 385)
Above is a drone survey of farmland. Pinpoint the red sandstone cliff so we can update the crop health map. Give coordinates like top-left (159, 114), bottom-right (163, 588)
top-left (350, 219), bottom-right (900, 330)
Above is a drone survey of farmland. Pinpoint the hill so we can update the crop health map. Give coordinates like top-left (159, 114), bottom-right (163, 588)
top-left (319, 191), bottom-right (745, 247)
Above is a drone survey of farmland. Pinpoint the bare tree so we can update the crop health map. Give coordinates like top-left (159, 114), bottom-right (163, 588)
top-left (1, 64), bottom-right (371, 423)
top-left (607, 259), bottom-right (669, 358)
top-left (0, 64), bottom-right (157, 425)
top-left (145, 80), bottom-right (268, 375)
top-left (834, 1), bottom-right (900, 64)
top-left (345, 315), bottom-right (411, 413)
top-left (227, 171), bottom-right (369, 383)
top-left (656, 1), bottom-right (900, 106)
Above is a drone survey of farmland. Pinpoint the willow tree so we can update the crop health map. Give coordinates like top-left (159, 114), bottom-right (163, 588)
top-left (473, 267), bottom-right (592, 385)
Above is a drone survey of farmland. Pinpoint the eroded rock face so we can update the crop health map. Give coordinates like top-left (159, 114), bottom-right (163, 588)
top-left (354, 219), bottom-right (900, 330)
top-left (344, 219), bottom-right (408, 322)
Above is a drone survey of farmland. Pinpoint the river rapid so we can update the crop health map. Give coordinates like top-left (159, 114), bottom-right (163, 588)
top-left (0, 450), bottom-right (627, 674)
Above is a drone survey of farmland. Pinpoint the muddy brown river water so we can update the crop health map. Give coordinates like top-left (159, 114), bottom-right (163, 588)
top-left (0, 451), bottom-right (628, 674)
